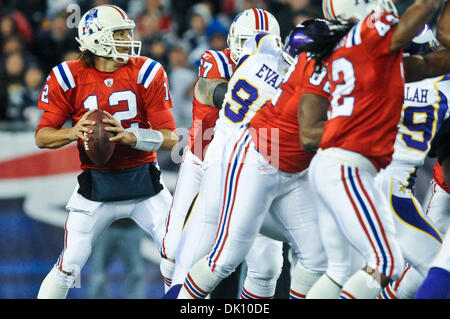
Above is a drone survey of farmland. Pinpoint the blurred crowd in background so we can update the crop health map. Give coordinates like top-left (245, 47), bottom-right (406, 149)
top-left (0, 0), bottom-right (415, 132)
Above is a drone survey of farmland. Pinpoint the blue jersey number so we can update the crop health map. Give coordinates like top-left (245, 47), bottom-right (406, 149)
top-left (224, 79), bottom-right (259, 123)
top-left (401, 105), bottom-right (435, 152)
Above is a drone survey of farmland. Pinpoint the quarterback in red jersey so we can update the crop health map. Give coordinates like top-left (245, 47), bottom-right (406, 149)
top-left (35, 5), bottom-right (178, 299)
top-left (296, 0), bottom-right (447, 299)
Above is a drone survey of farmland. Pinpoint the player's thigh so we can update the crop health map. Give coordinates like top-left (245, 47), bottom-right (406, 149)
top-left (431, 229), bottom-right (450, 272)
top-left (385, 177), bottom-right (442, 275)
top-left (162, 149), bottom-right (204, 259)
top-left (268, 174), bottom-right (327, 273)
top-left (310, 155), bottom-right (403, 278)
top-left (60, 204), bottom-right (117, 272)
top-left (131, 186), bottom-right (173, 249)
top-left (245, 234), bottom-right (283, 280)
top-left (207, 155), bottom-right (279, 276)
top-left (426, 183), bottom-right (450, 235)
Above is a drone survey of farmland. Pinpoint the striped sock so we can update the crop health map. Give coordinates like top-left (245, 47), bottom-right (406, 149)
top-left (160, 258), bottom-right (175, 293)
top-left (290, 263), bottom-right (323, 299)
top-left (340, 270), bottom-right (382, 299)
top-left (240, 277), bottom-right (276, 299)
top-left (306, 274), bottom-right (341, 299)
top-left (178, 258), bottom-right (222, 299)
top-left (377, 283), bottom-right (398, 299)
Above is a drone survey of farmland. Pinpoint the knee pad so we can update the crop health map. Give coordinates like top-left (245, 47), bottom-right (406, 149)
top-left (246, 256), bottom-right (283, 282)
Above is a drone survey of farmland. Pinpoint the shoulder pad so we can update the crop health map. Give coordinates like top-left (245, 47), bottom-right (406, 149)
top-left (137, 58), bottom-right (162, 88)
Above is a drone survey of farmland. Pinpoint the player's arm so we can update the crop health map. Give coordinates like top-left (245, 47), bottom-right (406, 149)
top-left (403, 47), bottom-right (450, 82)
top-left (390, 0), bottom-right (444, 52)
top-left (35, 110), bottom-right (96, 149)
top-left (194, 77), bottom-right (228, 109)
top-left (437, 0), bottom-right (450, 48)
top-left (298, 93), bottom-right (329, 151)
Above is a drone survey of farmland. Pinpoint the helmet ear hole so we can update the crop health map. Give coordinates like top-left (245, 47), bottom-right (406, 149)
top-left (94, 39), bottom-right (99, 44)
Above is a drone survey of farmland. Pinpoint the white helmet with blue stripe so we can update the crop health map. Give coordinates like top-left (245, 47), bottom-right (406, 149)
top-left (75, 5), bottom-right (141, 63)
top-left (227, 8), bottom-right (280, 63)
top-left (322, 0), bottom-right (397, 24)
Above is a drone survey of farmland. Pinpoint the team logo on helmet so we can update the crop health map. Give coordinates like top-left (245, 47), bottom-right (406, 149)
top-left (82, 8), bottom-right (102, 36)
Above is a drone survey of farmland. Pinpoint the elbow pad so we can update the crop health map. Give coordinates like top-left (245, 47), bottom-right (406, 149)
top-left (129, 127), bottom-right (164, 152)
top-left (212, 82), bottom-right (228, 109)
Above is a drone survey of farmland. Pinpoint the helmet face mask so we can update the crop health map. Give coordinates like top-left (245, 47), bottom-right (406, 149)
top-left (322, 0), bottom-right (397, 24)
top-left (76, 6), bottom-right (142, 64)
top-left (227, 9), bottom-right (280, 63)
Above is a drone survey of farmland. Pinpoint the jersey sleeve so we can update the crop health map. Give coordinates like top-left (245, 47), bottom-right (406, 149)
top-left (139, 63), bottom-right (174, 115)
top-left (148, 109), bottom-right (177, 132)
top-left (358, 11), bottom-right (399, 58)
top-left (37, 71), bottom-right (73, 118)
top-left (198, 50), bottom-right (233, 80)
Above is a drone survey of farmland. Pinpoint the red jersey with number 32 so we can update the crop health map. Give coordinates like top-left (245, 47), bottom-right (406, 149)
top-left (250, 52), bottom-right (330, 173)
top-left (319, 11), bottom-right (404, 171)
top-left (188, 49), bottom-right (235, 160)
top-left (37, 57), bottom-right (174, 170)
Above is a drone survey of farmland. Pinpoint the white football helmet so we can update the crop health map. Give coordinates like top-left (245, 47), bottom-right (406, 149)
top-left (322, 0), bottom-right (397, 24)
top-left (75, 5), bottom-right (141, 63)
top-left (227, 8), bottom-right (280, 63)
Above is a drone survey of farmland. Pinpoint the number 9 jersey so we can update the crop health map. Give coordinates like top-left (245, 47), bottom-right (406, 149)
top-left (36, 57), bottom-right (175, 170)
top-left (392, 74), bottom-right (450, 166)
top-left (215, 33), bottom-right (289, 132)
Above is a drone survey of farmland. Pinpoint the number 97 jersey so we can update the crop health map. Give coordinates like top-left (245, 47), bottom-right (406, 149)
top-left (37, 57), bottom-right (174, 170)
top-left (392, 74), bottom-right (450, 166)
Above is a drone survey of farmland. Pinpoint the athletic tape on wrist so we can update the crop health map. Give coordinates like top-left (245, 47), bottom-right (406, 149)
top-left (129, 127), bottom-right (164, 152)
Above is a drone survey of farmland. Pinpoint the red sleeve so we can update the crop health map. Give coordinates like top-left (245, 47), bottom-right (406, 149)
top-left (141, 66), bottom-right (174, 113)
top-left (359, 11), bottom-right (399, 57)
top-left (35, 111), bottom-right (68, 134)
top-left (37, 71), bottom-right (73, 118)
top-left (148, 109), bottom-right (177, 133)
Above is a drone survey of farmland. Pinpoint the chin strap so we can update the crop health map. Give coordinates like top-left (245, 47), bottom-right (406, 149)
top-left (129, 126), bottom-right (164, 151)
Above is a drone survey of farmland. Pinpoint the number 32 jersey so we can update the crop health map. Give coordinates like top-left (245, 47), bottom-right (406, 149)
top-left (320, 11), bottom-right (404, 171)
top-left (37, 57), bottom-right (175, 170)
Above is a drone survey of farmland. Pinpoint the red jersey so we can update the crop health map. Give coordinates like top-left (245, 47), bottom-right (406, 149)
top-left (250, 53), bottom-right (330, 173)
top-left (319, 11), bottom-right (404, 171)
top-left (433, 161), bottom-right (450, 194)
top-left (188, 48), bottom-right (235, 160)
top-left (37, 57), bottom-right (175, 170)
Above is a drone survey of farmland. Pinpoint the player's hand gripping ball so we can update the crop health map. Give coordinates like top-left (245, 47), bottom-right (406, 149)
top-left (83, 109), bottom-right (115, 166)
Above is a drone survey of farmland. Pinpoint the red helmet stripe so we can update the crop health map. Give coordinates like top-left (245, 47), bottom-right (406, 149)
top-left (106, 5), bottom-right (127, 20)
top-left (252, 8), bottom-right (260, 29)
top-left (262, 10), bottom-right (269, 31)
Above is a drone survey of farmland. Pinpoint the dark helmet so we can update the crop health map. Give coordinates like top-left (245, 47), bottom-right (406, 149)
top-left (283, 18), bottom-right (332, 64)
top-left (403, 24), bottom-right (439, 56)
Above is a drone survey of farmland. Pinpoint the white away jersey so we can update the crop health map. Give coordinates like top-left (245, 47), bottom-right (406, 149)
top-left (392, 74), bottom-right (450, 165)
top-left (215, 33), bottom-right (289, 130)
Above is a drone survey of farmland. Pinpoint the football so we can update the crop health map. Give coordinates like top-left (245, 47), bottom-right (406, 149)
top-left (82, 110), bottom-right (115, 166)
